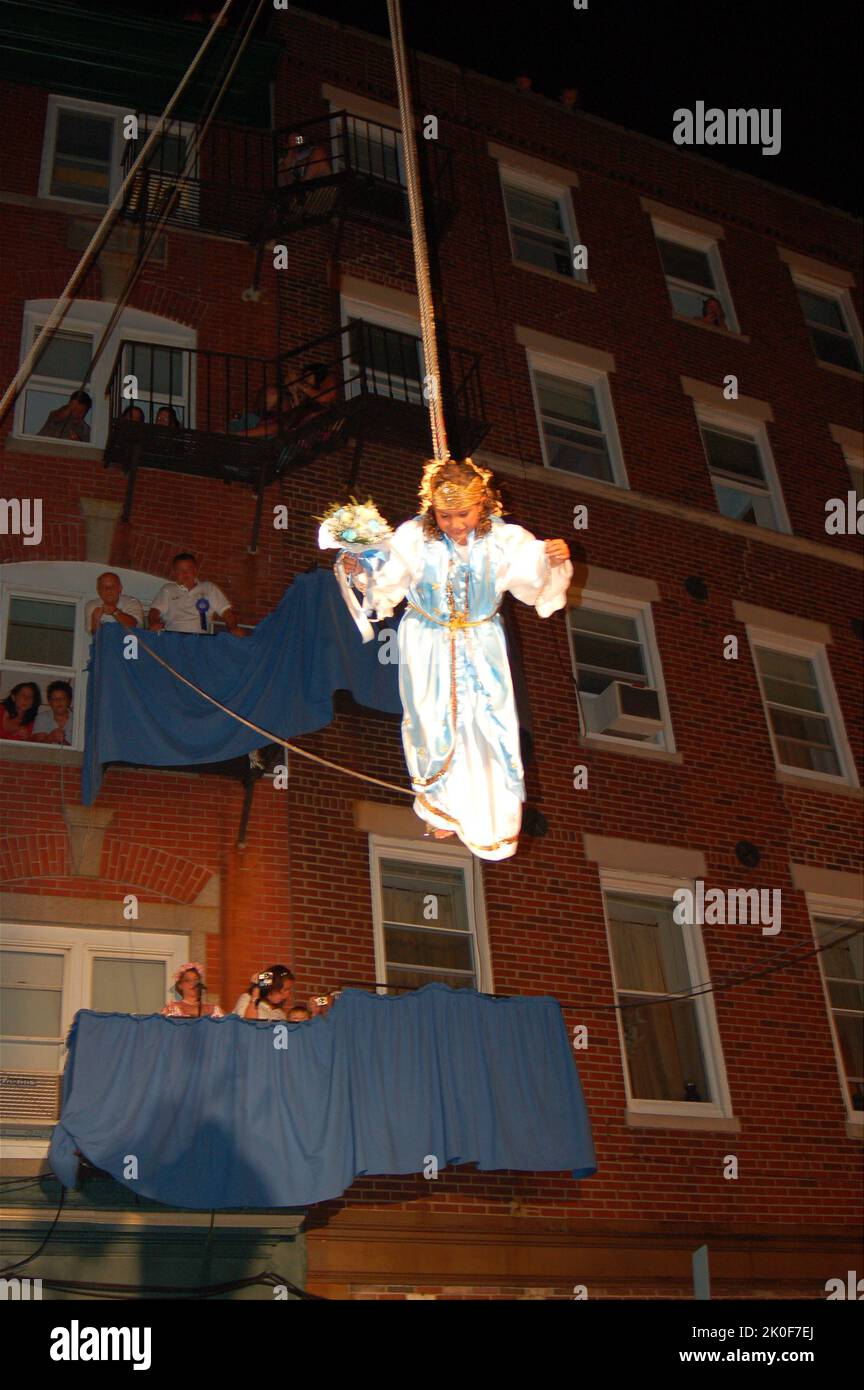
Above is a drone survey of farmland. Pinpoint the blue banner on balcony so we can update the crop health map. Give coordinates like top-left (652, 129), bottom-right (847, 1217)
top-left (49, 986), bottom-right (596, 1208)
top-left (82, 568), bottom-right (402, 802)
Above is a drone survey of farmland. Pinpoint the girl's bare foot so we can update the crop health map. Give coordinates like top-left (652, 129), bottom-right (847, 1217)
top-left (431, 828), bottom-right (455, 839)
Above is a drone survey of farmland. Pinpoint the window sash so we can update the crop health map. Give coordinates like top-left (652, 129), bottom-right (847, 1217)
top-left (50, 108), bottom-right (115, 204)
top-left (756, 648), bottom-right (842, 776)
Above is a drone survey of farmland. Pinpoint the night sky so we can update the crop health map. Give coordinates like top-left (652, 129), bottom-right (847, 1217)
top-left (88, 0), bottom-right (863, 216)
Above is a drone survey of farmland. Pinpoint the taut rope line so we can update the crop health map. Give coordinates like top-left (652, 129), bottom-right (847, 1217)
top-left (135, 638), bottom-right (414, 797)
top-left (386, 0), bottom-right (449, 462)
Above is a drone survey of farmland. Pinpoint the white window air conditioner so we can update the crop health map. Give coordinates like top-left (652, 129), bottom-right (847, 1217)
top-left (584, 680), bottom-right (664, 737)
top-left (0, 1071), bottom-right (61, 1124)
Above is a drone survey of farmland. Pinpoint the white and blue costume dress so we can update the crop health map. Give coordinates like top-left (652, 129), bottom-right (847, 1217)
top-left (348, 515), bottom-right (572, 860)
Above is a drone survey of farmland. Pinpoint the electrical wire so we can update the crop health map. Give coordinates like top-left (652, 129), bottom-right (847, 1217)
top-left (0, 0), bottom-right (238, 425)
top-left (87, 0), bottom-right (269, 379)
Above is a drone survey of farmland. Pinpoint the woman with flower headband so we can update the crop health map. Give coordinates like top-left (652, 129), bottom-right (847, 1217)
top-left (161, 963), bottom-right (223, 1018)
top-left (338, 459), bottom-right (572, 860)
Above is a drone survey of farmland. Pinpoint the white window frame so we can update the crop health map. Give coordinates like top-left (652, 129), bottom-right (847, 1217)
top-left (807, 893), bottom-right (864, 1125)
top-left (568, 589), bottom-right (676, 753)
top-left (0, 585), bottom-right (86, 749)
top-left (842, 445), bottom-right (863, 500)
top-left (13, 300), bottom-right (195, 449)
top-left (527, 349), bottom-right (628, 488)
top-left (498, 165), bottom-right (582, 282)
top-left (340, 293), bottom-right (424, 406)
top-left (599, 869), bottom-right (734, 1119)
top-left (369, 835), bottom-right (493, 995)
top-left (792, 272), bottom-right (863, 373)
top-left (652, 218), bottom-right (739, 332)
top-left (1, 560), bottom-right (166, 755)
top-left (1, 924), bottom-right (188, 1158)
top-left (695, 404), bottom-right (791, 534)
top-left (746, 624), bottom-right (860, 788)
top-left (38, 94), bottom-right (128, 207)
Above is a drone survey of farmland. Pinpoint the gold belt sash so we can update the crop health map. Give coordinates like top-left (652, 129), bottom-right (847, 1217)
top-left (406, 600), bottom-right (501, 630)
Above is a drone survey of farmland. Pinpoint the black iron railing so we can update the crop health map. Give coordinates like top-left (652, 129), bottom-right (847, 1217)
top-left (118, 111), bottom-right (454, 243)
top-left (103, 325), bottom-right (486, 548)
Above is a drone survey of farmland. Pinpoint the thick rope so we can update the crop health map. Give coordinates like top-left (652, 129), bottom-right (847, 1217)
top-left (136, 638), bottom-right (413, 797)
top-left (386, 0), bottom-right (449, 461)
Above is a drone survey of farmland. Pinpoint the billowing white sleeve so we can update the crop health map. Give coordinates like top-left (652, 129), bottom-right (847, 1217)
top-left (495, 523), bottom-right (573, 617)
top-left (348, 518), bottom-right (425, 620)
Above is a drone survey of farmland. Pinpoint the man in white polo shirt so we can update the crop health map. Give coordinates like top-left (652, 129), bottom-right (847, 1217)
top-left (147, 552), bottom-right (245, 636)
top-left (85, 571), bottom-right (145, 634)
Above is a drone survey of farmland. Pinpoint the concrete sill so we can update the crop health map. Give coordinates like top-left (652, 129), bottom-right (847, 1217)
top-left (846, 1119), bottom-right (863, 1141)
top-left (511, 259), bottom-right (597, 291)
top-left (672, 312), bottom-right (750, 343)
top-left (1, 744), bottom-right (83, 767)
top-left (818, 360), bottom-right (863, 383)
top-left (626, 1109), bottom-right (741, 1133)
top-left (580, 735), bottom-right (683, 766)
top-left (4, 435), bottom-right (104, 463)
top-left (776, 770), bottom-right (863, 799)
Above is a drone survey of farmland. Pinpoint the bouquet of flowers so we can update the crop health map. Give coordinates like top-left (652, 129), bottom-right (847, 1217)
top-left (317, 497), bottom-right (393, 642)
top-left (317, 496), bottom-right (392, 553)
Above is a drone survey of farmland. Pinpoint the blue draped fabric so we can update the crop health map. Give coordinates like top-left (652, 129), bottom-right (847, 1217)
top-left (49, 986), bottom-right (596, 1208)
top-left (82, 568), bottom-right (401, 803)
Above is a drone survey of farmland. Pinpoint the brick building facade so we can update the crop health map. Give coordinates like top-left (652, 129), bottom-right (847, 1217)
top-left (1, 2), bottom-right (862, 1299)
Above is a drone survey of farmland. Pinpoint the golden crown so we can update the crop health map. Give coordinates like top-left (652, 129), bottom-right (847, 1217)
top-left (418, 457), bottom-right (502, 515)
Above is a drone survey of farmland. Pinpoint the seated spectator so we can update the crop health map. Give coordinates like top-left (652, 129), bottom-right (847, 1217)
top-left (701, 296), bottom-right (727, 329)
top-left (85, 571), bottom-right (144, 634)
top-left (0, 681), bottom-right (41, 741)
top-left (287, 1005), bottom-right (311, 1022)
top-left (31, 680), bottom-right (74, 745)
top-left (154, 405), bottom-right (181, 427)
top-left (288, 362), bottom-right (338, 422)
top-left (277, 131), bottom-right (332, 186)
top-left (233, 965), bottom-right (295, 1020)
top-left (148, 552), bottom-right (244, 636)
top-left (38, 390), bottom-right (92, 442)
top-left (162, 962), bottom-right (223, 1017)
top-left (238, 384), bottom-right (292, 440)
top-left (120, 404), bottom-right (146, 424)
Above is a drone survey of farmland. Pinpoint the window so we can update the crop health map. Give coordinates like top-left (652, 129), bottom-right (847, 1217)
top-left (566, 597), bottom-right (674, 751)
top-left (795, 280), bottom-right (862, 372)
top-left (652, 221), bottom-right (737, 329)
top-left (601, 874), bottom-right (733, 1117)
top-left (810, 908), bottom-right (864, 1118)
top-left (370, 839), bottom-right (491, 993)
top-left (39, 96), bottom-right (127, 206)
top-left (122, 342), bottom-right (190, 424)
top-left (500, 172), bottom-right (580, 280)
top-left (21, 328), bottom-right (93, 443)
top-left (697, 411), bottom-right (788, 532)
top-left (0, 926), bottom-right (188, 1116)
top-left (124, 116), bottom-right (199, 228)
top-left (340, 297), bottom-right (424, 406)
top-left (0, 561), bottom-right (164, 754)
top-left (843, 448), bottom-right (863, 501)
top-left (13, 301), bottom-right (195, 448)
top-left (528, 354), bottom-right (627, 486)
top-left (749, 630), bottom-right (858, 785)
top-left (329, 110), bottom-right (408, 222)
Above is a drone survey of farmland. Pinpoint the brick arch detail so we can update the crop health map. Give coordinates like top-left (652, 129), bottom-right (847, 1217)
top-left (0, 832), bottom-right (215, 903)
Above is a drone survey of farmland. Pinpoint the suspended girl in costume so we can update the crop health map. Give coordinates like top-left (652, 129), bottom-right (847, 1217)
top-left (338, 459), bottom-right (572, 861)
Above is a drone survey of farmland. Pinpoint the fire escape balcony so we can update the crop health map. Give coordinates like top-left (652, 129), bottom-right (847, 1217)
top-left (117, 111), bottom-right (455, 248)
top-left (103, 325), bottom-right (487, 545)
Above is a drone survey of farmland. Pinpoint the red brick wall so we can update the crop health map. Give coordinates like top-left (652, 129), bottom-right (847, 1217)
top-left (1, 7), bottom-right (862, 1246)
